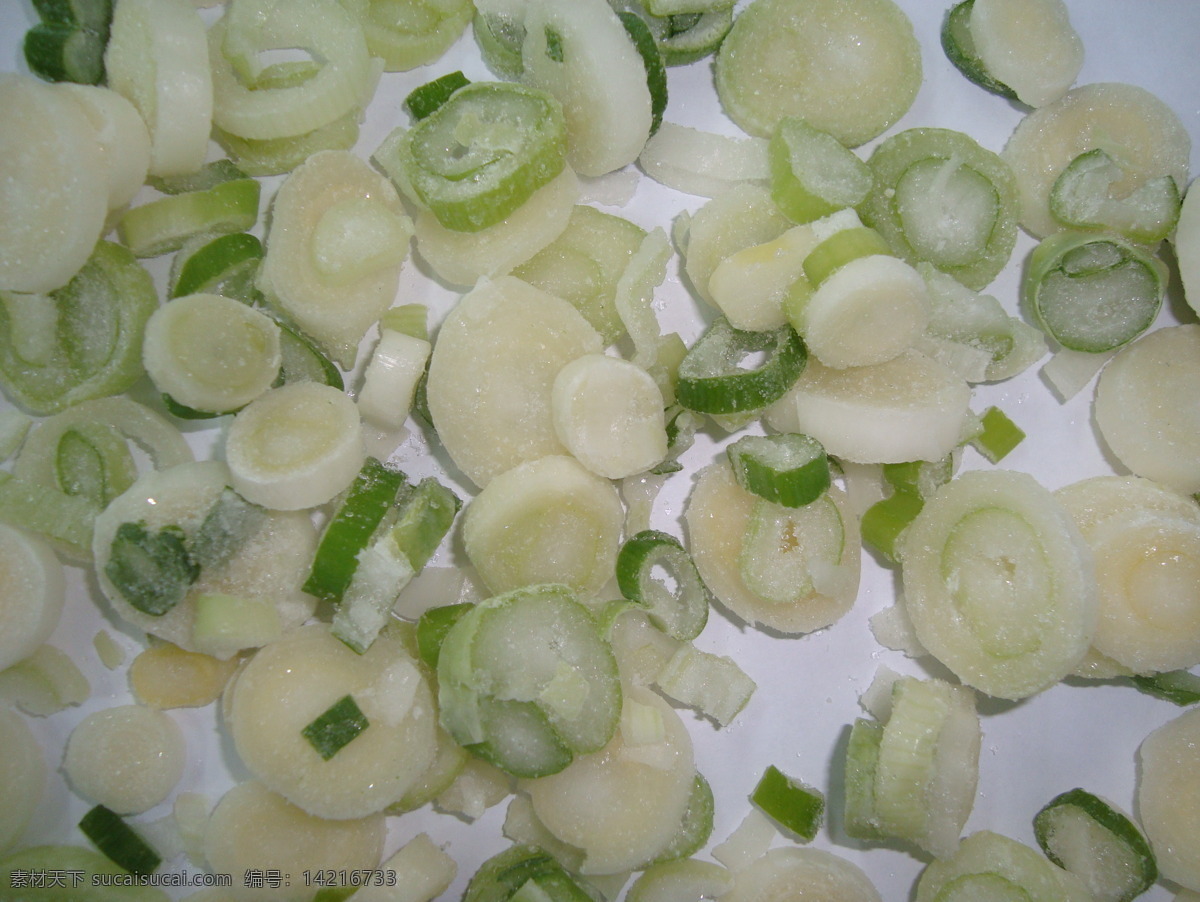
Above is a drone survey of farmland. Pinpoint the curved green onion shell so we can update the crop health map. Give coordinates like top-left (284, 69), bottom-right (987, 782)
top-left (676, 318), bottom-right (807, 415)
top-left (616, 529), bottom-right (709, 641)
top-left (726, 433), bottom-right (831, 508)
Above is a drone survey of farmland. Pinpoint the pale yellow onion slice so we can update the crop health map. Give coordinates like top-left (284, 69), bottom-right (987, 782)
top-left (0, 74), bottom-right (107, 293)
top-left (1094, 324), bottom-right (1200, 495)
top-left (638, 121), bottom-right (770, 198)
top-left (56, 84), bottom-right (151, 212)
top-left (425, 275), bottom-right (603, 488)
top-left (104, 0), bottom-right (213, 177)
top-left (257, 150), bottom-right (412, 369)
top-left (1138, 708), bottom-right (1200, 892)
top-left (208, 0), bottom-right (376, 141)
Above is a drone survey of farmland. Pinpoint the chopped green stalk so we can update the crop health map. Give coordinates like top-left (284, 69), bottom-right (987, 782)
top-left (1033, 788), bottom-right (1157, 902)
top-left (23, 21), bottom-right (107, 84)
top-left (0, 241), bottom-right (157, 415)
top-left (118, 178), bottom-right (262, 258)
top-left (637, 7), bottom-right (733, 66)
top-left (726, 433), bottom-right (831, 508)
top-left (405, 70), bottom-right (470, 120)
top-left (274, 318), bottom-right (345, 390)
top-left (655, 644), bottom-right (756, 726)
top-left (472, 9), bottom-right (525, 80)
top-left (148, 159), bottom-right (249, 195)
top-left (391, 477), bottom-right (462, 571)
top-left (1130, 669), bottom-right (1200, 706)
top-left (464, 845), bottom-right (595, 902)
top-left (883, 456), bottom-right (955, 499)
top-left (860, 127), bottom-right (1020, 290)
top-left (861, 491), bottom-right (925, 564)
top-left (301, 694), bottom-right (370, 760)
top-left (214, 110), bottom-right (362, 178)
top-left (769, 117), bottom-right (873, 224)
top-left (618, 11), bottom-right (668, 136)
top-left (34, 0), bottom-right (115, 32)
top-left (1024, 231), bottom-right (1166, 353)
top-left (389, 81), bottom-right (568, 232)
top-left (616, 529), bottom-right (710, 641)
top-left (189, 487), bottom-right (267, 572)
top-left (675, 318), bottom-right (807, 415)
top-left (330, 531), bottom-right (416, 654)
top-left (969, 407), bottom-right (1025, 463)
top-left (647, 774), bottom-right (716, 864)
top-left (53, 422), bottom-right (137, 508)
top-left (843, 718), bottom-right (887, 841)
top-left (751, 764), bottom-right (825, 842)
top-left (78, 804), bottom-right (161, 877)
top-left (940, 0), bottom-right (1018, 100)
top-left (169, 232), bottom-right (264, 301)
top-left (303, 458), bottom-right (409, 603)
top-left (1049, 148), bottom-right (1182, 244)
top-left (103, 521), bottom-right (199, 617)
top-left (416, 602), bottom-right (474, 671)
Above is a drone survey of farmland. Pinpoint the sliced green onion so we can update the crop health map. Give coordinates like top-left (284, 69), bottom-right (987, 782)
top-left (655, 644), bottom-right (756, 727)
top-left (464, 844), bottom-right (594, 902)
top-left (301, 693), bottom-right (370, 760)
top-left (274, 318), bottom-right (345, 390)
top-left (1024, 231), bottom-right (1166, 353)
top-left (751, 764), bottom-right (824, 842)
top-left (616, 529), bottom-right (709, 641)
top-left (969, 406), bottom-right (1025, 463)
top-left (391, 81), bottom-right (568, 232)
top-left (861, 491), bottom-right (925, 565)
top-left (843, 718), bottom-right (887, 841)
top-left (302, 457), bottom-right (409, 603)
top-left (940, 0), bottom-right (1018, 100)
top-left (882, 456), bottom-right (955, 499)
top-left (78, 804), bottom-right (161, 877)
top-left (214, 109), bottom-right (362, 178)
top-left (169, 232), bottom-right (264, 302)
top-left (0, 468), bottom-right (100, 561)
top-left (118, 177), bottom-right (262, 259)
top-left (802, 227), bottom-right (895, 288)
top-left (1049, 148), bottom-right (1181, 245)
top-left (416, 602), bottom-right (474, 671)
top-left (768, 116), bottom-right (873, 224)
top-left (330, 531), bottom-right (416, 654)
top-left (0, 410), bottom-right (32, 463)
top-left (1130, 670), bottom-right (1200, 706)
top-left (103, 521), bottom-right (199, 617)
top-left (647, 774), bottom-right (716, 865)
top-left (0, 241), bottom-right (157, 415)
top-left (391, 477), bottom-right (461, 571)
top-left (726, 433), bottom-right (830, 508)
top-left (23, 21), bottom-right (107, 85)
top-left (148, 159), bottom-right (249, 195)
top-left (472, 9), bottom-right (525, 80)
top-left (641, 7), bottom-right (733, 66)
top-left (1033, 788), bottom-right (1157, 902)
top-left (675, 318), bottom-right (807, 415)
top-left (379, 304), bottom-right (429, 341)
top-left (404, 70), bottom-right (470, 120)
top-left (618, 10), bottom-right (668, 137)
top-left (190, 487), bottom-right (267, 573)
top-left (342, 0), bottom-right (473, 72)
top-left (53, 422), bottom-right (137, 508)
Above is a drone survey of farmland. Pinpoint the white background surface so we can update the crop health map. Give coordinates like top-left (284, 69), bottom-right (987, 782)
top-left (3, 0), bottom-right (1200, 900)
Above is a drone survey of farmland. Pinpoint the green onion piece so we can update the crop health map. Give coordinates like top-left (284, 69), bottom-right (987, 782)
top-left (169, 232), bottom-right (264, 301)
top-left (843, 717), bottom-right (887, 841)
top-left (802, 227), bottom-right (894, 288)
top-left (148, 159), bottom-right (249, 196)
top-left (939, 0), bottom-right (1018, 100)
top-left (1024, 231), bottom-right (1166, 354)
top-left (647, 774), bottom-right (715, 865)
top-left (618, 11), bottom-right (668, 137)
top-left (405, 70), bottom-right (470, 120)
top-left (303, 458), bottom-right (408, 603)
top-left (1049, 148), bottom-right (1182, 245)
top-left (969, 406), bottom-right (1025, 463)
top-left (160, 394), bottom-right (224, 421)
top-left (751, 764), bottom-right (825, 842)
top-left (274, 318), bottom-right (345, 390)
top-left (78, 805), bottom-right (161, 877)
top-left (23, 21), bottom-right (106, 84)
top-left (882, 456), bottom-right (954, 499)
top-left (391, 81), bottom-right (568, 232)
top-left (104, 521), bottom-right (199, 616)
top-left (53, 422), bottom-right (137, 508)
top-left (1032, 788), bottom-right (1157, 902)
top-left (675, 318), bottom-right (807, 415)
top-left (391, 477), bottom-right (461, 571)
top-left (416, 602), bottom-right (474, 671)
top-left (189, 487), bottom-right (267, 572)
top-left (1130, 669), bottom-right (1200, 706)
top-left (0, 409), bottom-right (32, 463)
top-left (214, 110), bottom-right (362, 179)
top-left (380, 303), bottom-right (429, 341)
top-left (861, 491), bottom-right (925, 565)
top-left (0, 241), bottom-right (157, 416)
top-left (726, 433), bottom-right (831, 508)
top-left (768, 116), bottom-right (873, 224)
top-left (616, 529), bottom-right (709, 641)
top-left (0, 470), bottom-right (98, 560)
top-left (464, 844), bottom-right (595, 902)
top-left (118, 178), bottom-right (262, 259)
top-left (302, 693), bottom-right (370, 761)
top-left (472, 9), bottom-right (525, 80)
top-left (635, 7), bottom-right (734, 67)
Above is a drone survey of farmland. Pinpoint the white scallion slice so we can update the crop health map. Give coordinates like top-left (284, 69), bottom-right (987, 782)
top-left (103, 0), bottom-right (212, 177)
top-left (142, 293), bottom-right (281, 416)
top-left (706, 221), bottom-right (818, 332)
top-left (551, 353), bottom-right (667, 479)
top-left (118, 178), bottom-right (261, 259)
top-left (1094, 324), bottom-right (1200, 496)
top-left (425, 275), bottom-right (603, 488)
top-left (0, 706), bottom-right (45, 854)
top-left (628, 859), bottom-right (733, 902)
top-left (1001, 82), bottom-right (1192, 239)
top-left (1175, 178), bottom-right (1200, 318)
top-left (725, 847), bottom-right (882, 902)
top-left (964, 0), bottom-right (1083, 108)
top-left (356, 327), bottom-right (431, 432)
top-left (1138, 707), bottom-right (1200, 893)
top-left (769, 116), bottom-right (872, 224)
top-left (57, 83), bottom-right (152, 212)
top-left (714, 0), bottom-right (920, 147)
top-left (655, 644), bottom-right (755, 727)
top-left (0, 524), bottom-right (66, 672)
top-left (900, 469), bottom-right (1097, 700)
top-left (462, 455), bottom-right (623, 600)
top-left (637, 121), bottom-right (770, 198)
top-left (342, 0), bottom-right (473, 72)
top-left (915, 830), bottom-right (1082, 902)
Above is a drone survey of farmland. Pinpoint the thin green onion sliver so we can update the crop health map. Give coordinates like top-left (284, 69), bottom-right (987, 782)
top-left (675, 318), bottom-right (807, 415)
